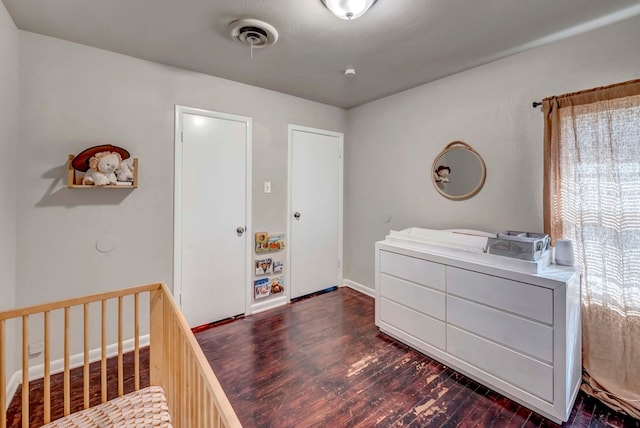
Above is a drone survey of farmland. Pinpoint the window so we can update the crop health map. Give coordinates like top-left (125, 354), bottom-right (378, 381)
top-left (543, 80), bottom-right (640, 417)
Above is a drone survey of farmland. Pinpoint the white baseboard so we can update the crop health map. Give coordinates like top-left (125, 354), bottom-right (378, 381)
top-left (341, 279), bottom-right (375, 298)
top-left (250, 294), bottom-right (289, 314)
top-left (5, 334), bottom-right (150, 409)
top-left (5, 372), bottom-right (20, 411)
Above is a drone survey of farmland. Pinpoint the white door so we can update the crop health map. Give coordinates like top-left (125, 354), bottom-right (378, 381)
top-left (175, 106), bottom-right (252, 327)
top-left (288, 125), bottom-right (343, 299)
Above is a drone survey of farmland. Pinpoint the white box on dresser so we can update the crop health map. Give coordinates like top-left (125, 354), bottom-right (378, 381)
top-left (375, 238), bottom-right (581, 423)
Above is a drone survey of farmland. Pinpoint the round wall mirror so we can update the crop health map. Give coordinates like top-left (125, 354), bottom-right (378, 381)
top-left (432, 141), bottom-right (486, 200)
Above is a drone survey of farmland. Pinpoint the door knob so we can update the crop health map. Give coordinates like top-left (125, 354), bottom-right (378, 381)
top-left (236, 226), bottom-right (245, 236)
top-left (294, 212), bottom-right (301, 220)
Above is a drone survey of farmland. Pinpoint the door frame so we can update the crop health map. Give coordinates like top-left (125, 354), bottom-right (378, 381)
top-left (287, 124), bottom-right (344, 299)
top-left (173, 105), bottom-right (253, 315)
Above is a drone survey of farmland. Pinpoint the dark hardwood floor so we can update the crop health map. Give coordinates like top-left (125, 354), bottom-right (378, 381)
top-left (195, 287), bottom-right (639, 428)
top-left (6, 288), bottom-right (639, 427)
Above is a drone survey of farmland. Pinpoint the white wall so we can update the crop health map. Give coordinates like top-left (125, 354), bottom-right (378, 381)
top-left (344, 15), bottom-right (640, 289)
top-left (0, 1), bottom-right (18, 376)
top-left (16, 31), bottom-right (346, 352)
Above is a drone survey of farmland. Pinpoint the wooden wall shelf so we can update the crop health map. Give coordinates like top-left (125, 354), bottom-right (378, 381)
top-left (67, 154), bottom-right (138, 188)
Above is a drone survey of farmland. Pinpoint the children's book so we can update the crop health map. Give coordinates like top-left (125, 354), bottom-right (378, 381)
top-left (267, 234), bottom-right (285, 251)
top-left (269, 276), bottom-right (285, 294)
top-left (255, 232), bottom-right (269, 253)
top-left (254, 278), bottom-right (270, 299)
top-left (255, 258), bottom-right (273, 275)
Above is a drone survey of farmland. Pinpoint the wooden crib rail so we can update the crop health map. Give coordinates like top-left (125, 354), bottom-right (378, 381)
top-left (152, 284), bottom-right (242, 428)
top-left (1, 282), bottom-right (241, 428)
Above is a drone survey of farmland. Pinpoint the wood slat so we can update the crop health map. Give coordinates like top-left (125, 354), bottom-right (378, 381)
top-left (149, 289), bottom-right (164, 388)
top-left (186, 343), bottom-right (190, 427)
top-left (118, 296), bottom-right (123, 397)
top-left (204, 389), bottom-right (210, 428)
top-left (177, 337), bottom-right (183, 426)
top-left (196, 374), bottom-right (201, 427)
top-left (190, 349), bottom-right (195, 425)
top-left (168, 304), bottom-right (173, 417)
top-left (0, 320), bottom-right (6, 428)
top-left (183, 339), bottom-right (188, 427)
top-left (134, 293), bottom-right (140, 391)
top-left (180, 330), bottom-right (186, 426)
top-left (207, 389), bottom-right (213, 428)
top-left (101, 299), bottom-right (107, 404)
top-left (63, 307), bottom-right (70, 416)
top-left (43, 311), bottom-right (50, 424)
top-left (21, 316), bottom-right (28, 428)
top-left (83, 303), bottom-right (89, 409)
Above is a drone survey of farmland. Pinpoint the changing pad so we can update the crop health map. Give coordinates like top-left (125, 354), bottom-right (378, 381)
top-left (388, 227), bottom-right (494, 253)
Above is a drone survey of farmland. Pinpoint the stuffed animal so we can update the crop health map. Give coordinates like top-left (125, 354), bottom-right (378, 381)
top-left (115, 162), bottom-right (134, 182)
top-left (82, 151), bottom-right (122, 186)
top-left (434, 165), bottom-right (451, 183)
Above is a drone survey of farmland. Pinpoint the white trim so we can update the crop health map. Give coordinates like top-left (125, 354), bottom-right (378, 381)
top-left (244, 120), bottom-right (254, 317)
top-left (287, 124), bottom-right (344, 300)
top-left (286, 127), bottom-right (293, 304)
top-left (341, 279), bottom-right (375, 298)
top-left (173, 106), bottom-right (183, 304)
top-left (5, 335), bottom-right (149, 410)
top-left (251, 295), bottom-right (289, 315)
top-left (5, 372), bottom-right (20, 411)
top-left (174, 105), bottom-right (253, 317)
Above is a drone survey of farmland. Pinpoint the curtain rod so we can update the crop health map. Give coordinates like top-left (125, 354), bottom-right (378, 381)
top-left (532, 101), bottom-right (542, 108)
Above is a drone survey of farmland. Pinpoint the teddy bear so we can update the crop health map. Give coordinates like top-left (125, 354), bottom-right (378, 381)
top-left (434, 165), bottom-right (451, 183)
top-left (82, 151), bottom-right (122, 186)
top-left (115, 161), bottom-right (134, 182)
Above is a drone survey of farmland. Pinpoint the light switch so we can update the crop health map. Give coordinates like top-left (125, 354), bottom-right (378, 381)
top-left (264, 181), bottom-right (272, 193)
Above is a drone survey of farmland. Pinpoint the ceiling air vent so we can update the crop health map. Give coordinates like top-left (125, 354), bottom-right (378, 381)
top-left (229, 19), bottom-right (279, 49)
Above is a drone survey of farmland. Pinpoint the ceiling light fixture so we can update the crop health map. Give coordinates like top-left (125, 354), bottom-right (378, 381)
top-left (344, 68), bottom-right (356, 77)
top-left (321, 0), bottom-right (377, 20)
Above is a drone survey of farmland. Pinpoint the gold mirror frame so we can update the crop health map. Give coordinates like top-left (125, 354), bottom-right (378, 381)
top-left (431, 141), bottom-right (486, 201)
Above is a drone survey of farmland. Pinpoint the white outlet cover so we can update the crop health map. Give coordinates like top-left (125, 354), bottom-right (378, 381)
top-left (264, 181), bottom-right (272, 193)
top-left (29, 341), bottom-right (43, 356)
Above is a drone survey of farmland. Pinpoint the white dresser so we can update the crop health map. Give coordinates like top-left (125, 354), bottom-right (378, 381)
top-left (375, 238), bottom-right (581, 423)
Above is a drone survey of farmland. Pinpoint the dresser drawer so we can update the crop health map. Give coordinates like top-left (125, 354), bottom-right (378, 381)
top-left (447, 326), bottom-right (553, 402)
top-left (380, 298), bottom-right (446, 350)
top-left (380, 251), bottom-right (445, 291)
top-left (447, 296), bottom-right (553, 363)
top-left (381, 273), bottom-right (445, 320)
top-left (447, 267), bottom-right (553, 324)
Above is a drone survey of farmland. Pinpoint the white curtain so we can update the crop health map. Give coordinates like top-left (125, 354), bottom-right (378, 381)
top-left (544, 81), bottom-right (640, 418)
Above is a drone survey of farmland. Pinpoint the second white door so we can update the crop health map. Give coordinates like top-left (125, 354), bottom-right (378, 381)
top-left (288, 125), bottom-right (343, 299)
top-left (175, 106), bottom-right (251, 327)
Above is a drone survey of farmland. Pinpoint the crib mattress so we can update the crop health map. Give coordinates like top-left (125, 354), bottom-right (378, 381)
top-left (41, 385), bottom-right (173, 428)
